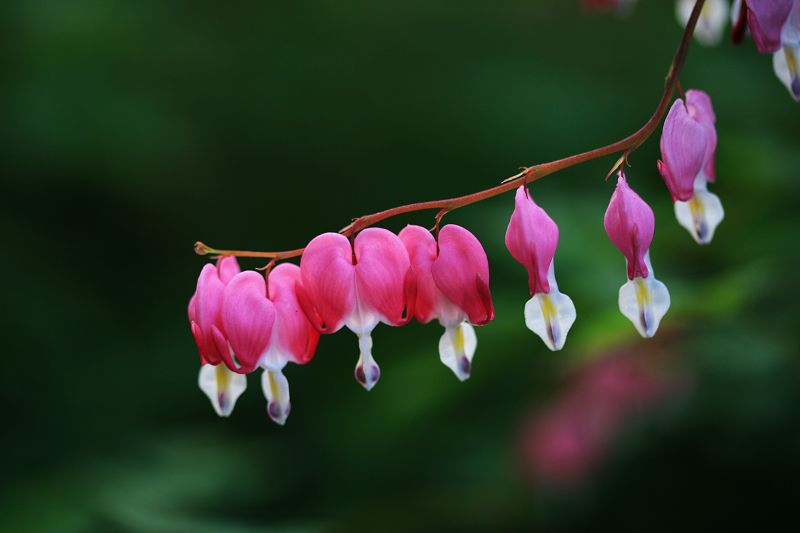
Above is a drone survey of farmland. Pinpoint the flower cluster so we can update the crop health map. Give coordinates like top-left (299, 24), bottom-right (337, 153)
top-left (588, 0), bottom-right (800, 101)
top-left (188, 87), bottom-right (725, 424)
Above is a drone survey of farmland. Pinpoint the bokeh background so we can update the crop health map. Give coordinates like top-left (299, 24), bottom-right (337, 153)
top-left (3, 0), bottom-right (799, 531)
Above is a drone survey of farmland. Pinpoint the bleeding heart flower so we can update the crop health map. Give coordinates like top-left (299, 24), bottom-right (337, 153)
top-left (737, 0), bottom-right (794, 53)
top-left (189, 257), bottom-right (249, 417)
top-left (505, 186), bottom-right (576, 351)
top-left (298, 228), bottom-right (414, 390)
top-left (773, 1), bottom-right (800, 101)
top-left (604, 174), bottom-right (671, 338)
top-left (399, 224), bottom-right (494, 381)
top-left (677, 0), bottom-right (730, 46)
top-left (658, 98), bottom-right (709, 203)
top-left (259, 263), bottom-right (320, 425)
top-left (671, 89), bottom-right (725, 244)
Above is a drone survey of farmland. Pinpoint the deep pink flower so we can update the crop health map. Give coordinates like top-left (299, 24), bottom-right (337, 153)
top-left (399, 224), bottom-right (494, 380)
top-left (743, 0), bottom-right (794, 53)
top-left (657, 99), bottom-right (709, 202)
top-left (298, 228), bottom-right (414, 390)
top-left (685, 89), bottom-right (717, 182)
top-left (260, 263), bottom-right (320, 424)
top-left (604, 174), bottom-right (670, 338)
top-left (505, 186), bottom-right (576, 351)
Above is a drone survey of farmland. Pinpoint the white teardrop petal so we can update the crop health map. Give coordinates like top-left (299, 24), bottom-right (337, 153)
top-left (261, 367), bottom-right (291, 425)
top-left (524, 290), bottom-right (577, 351)
top-left (354, 333), bottom-right (380, 391)
top-left (773, 44), bottom-right (800, 102)
top-left (198, 363), bottom-right (247, 417)
top-left (677, 0), bottom-right (729, 46)
top-left (618, 276), bottom-right (670, 338)
top-left (438, 321), bottom-right (477, 381)
top-left (674, 185), bottom-right (724, 244)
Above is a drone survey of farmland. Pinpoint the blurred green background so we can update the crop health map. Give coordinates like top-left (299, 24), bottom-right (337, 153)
top-left (3, 0), bottom-right (800, 531)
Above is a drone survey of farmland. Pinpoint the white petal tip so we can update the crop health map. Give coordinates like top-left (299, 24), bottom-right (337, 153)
top-left (261, 368), bottom-right (291, 426)
top-left (199, 364), bottom-right (247, 418)
top-left (524, 291), bottom-right (576, 352)
top-left (267, 401), bottom-right (291, 426)
top-left (355, 360), bottom-right (380, 391)
top-left (619, 276), bottom-right (670, 338)
top-left (439, 322), bottom-right (477, 382)
top-left (674, 188), bottom-right (724, 245)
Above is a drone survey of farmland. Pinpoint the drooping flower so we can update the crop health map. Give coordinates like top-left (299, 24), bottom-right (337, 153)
top-left (189, 257), bottom-right (249, 417)
top-left (505, 186), bottom-right (576, 351)
top-left (773, 1), bottom-right (800, 101)
top-left (259, 263), bottom-right (320, 425)
top-left (677, 0), bottom-right (730, 46)
top-left (297, 229), bottom-right (413, 390)
top-left (670, 90), bottom-right (725, 244)
top-left (657, 98), bottom-right (709, 203)
top-left (604, 174), bottom-right (671, 338)
top-left (399, 224), bottom-right (494, 381)
top-left (736, 0), bottom-right (794, 53)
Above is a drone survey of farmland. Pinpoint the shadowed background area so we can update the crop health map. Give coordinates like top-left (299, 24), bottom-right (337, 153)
top-left (2, 0), bottom-right (799, 531)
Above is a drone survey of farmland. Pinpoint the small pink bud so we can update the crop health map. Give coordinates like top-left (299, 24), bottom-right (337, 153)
top-left (505, 186), bottom-right (576, 351)
top-left (657, 99), bottom-right (709, 202)
top-left (604, 175), bottom-right (654, 280)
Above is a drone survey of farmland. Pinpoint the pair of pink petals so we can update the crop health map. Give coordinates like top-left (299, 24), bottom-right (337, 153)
top-left (740, 0), bottom-right (795, 54)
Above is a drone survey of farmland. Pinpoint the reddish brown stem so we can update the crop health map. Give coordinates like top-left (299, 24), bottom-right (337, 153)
top-left (196, 0), bottom-right (706, 261)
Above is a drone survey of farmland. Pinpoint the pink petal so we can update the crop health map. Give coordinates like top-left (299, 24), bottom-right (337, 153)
top-left (746, 0), bottom-right (794, 53)
top-left (604, 175), bottom-right (655, 280)
top-left (221, 271), bottom-right (275, 373)
top-left (216, 256), bottom-right (241, 285)
top-left (267, 263), bottom-right (320, 365)
top-left (658, 99), bottom-right (708, 202)
top-left (398, 225), bottom-right (440, 324)
top-left (686, 89), bottom-right (718, 182)
top-left (505, 186), bottom-right (559, 295)
top-left (431, 225), bottom-right (494, 326)
top-left (299, 233), bottom-right (356, 333)
top-left (353, 228), bottom-right (411, 326)
top-left (188, 264), bottom-right (226, 365)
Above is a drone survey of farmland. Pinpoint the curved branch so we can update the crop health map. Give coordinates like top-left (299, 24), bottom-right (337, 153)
top-left (196, 0), bottom-right (706, 261)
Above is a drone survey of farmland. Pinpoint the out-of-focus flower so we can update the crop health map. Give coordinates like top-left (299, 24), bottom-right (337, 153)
top-left (505, 186), bottom-right (576, 351)
top-left (189, 257), bottom-right (249, 417)
top-left (773, 1), bottom-right (800, 101)
top-left (521, 348), bottom-right (684, 486)
top-left (581, 0), bottom-right (637, 13)
top-left (677, 0), bottom-right (730, 46)
top-left (671, 90), bottom-right (725, 244)
top-left (735, 0), bottom-right (794, 53)
top-left (604, 174), bottom-right (671, 338)
top-left (298, 229), bottom-right (414, 390)
top-left (399, 224), bottom-right (494, 380)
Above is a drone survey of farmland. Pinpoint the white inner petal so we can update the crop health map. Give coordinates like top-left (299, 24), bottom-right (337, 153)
top-left (678, 0), bottom-right (729, 46)
top-left (354, 333), bottom-right (381, 391)
top-left (524, 289), bottom-right (576, 352)
top-left (773, 43), bottom-right (800, 102)
top-left (198, 363), bottom-right (247, 417)
top-left (438, 321), bottom-right (477, 381)
top-left (618, 274), bottom-right (671, 338)
top-left (261, 366), bottom-right (291, 426)
top-left (674, 178), bottom-right (725, 244)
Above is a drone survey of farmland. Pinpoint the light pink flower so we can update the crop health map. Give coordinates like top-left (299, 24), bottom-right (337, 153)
top-left (604, 174), bottom-right (670, 338)
top-left (298, 228), bottom-right (413, 390)
top-left (742, 0), bottom-right (794, 53)
top-left (399, 224), bottom-right (494, 380)
top-left (505, 186), bottom-right (576, 351)
top-left (671, 90), bottom-right (726, 244)
top-left (657, 99), bottom-right (709, 202)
